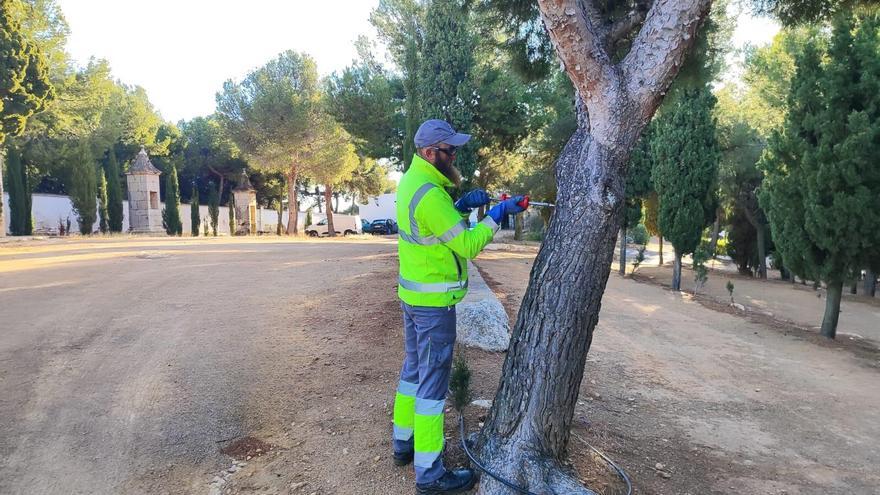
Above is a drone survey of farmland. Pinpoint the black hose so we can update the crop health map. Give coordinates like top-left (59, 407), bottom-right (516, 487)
top-left (458, 415), bottom-right (633, 495)
top-left (458, 414), bottom-right (541, 495)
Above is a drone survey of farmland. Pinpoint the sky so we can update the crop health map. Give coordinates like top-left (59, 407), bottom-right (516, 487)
top-left (58, 0), bottom-right (381, 123)
top-left (57, 1), bottom-right (780, 124)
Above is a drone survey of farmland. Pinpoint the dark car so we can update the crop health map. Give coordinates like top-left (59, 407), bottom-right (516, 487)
top-left (370, 218), bottom-right (398, 235)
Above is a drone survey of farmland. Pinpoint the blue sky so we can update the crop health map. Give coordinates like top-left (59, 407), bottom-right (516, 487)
top-left (57, 1), bottom-right (779, 123)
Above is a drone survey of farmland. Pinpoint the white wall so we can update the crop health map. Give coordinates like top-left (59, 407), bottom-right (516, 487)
top-left (358, 193), bottom-right (397, 222)
top-left (2, 192), bottom-right (313, 235)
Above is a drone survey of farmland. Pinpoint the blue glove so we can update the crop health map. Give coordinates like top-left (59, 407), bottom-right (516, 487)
top-left (454, 189), bottom-right (491, 213)
top-left (487, 195), bottom-right (526, 224)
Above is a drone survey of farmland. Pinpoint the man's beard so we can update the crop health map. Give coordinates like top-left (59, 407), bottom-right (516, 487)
top-left (433, 155), bottom-right (462, 187)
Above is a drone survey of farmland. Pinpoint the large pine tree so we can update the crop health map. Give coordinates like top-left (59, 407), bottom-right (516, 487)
top-left (419, 0), bottom-right (477, 183)
top-left (760, 14), bottom-right (880, 338)
top-left (104, 148), bottom-right (124, 232)
top-left (652, 87), bottom-right (720, 290)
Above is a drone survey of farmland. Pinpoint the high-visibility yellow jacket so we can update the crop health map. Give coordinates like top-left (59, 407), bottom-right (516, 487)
top-left (397, 154), bottom-right (499, 307)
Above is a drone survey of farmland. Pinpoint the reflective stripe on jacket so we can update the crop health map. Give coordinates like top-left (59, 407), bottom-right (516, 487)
top-left (397, 154), bottom-right (499, 307)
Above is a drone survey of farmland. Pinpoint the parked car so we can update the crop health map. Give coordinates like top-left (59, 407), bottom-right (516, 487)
top-left (369, 218), bottom-right (398, 235)
top-left (361, 219), bottom-right (372, 233)
top-left (305, 214), bottom-right (362, 237)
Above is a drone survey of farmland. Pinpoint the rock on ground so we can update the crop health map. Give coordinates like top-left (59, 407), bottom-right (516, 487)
top-left (456, 261), bottom-right (510, 352)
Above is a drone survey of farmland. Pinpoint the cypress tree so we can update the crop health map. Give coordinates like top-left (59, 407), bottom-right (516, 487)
top-left (97, 167), bottom-right (108, 234)
top-left (228, 194), bottom-right (235, 235)
top-left (620, 129), bottom-right (654, 275)
top-left (760, 15), bottom-right (880, 339)
top-left (190, 183), bottom-right (200, 237)
top-left (162, 163), bottom-right (182, 236)
top-left (68, 141), bottom-right (97, 235)
top-left (207, 182), bottom-right (220, 236)
top-left (4, 142), bottom-right (32, 235)
top-left (419, 0), bottom-right (477, 184)
top-left (104, 148), bottom-right (124, 232)
top-left (652, 87), bottom-right (720, 290)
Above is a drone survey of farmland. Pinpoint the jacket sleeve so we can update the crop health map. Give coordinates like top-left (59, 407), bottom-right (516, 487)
top-left (416, 188), bottom-right (499, 260)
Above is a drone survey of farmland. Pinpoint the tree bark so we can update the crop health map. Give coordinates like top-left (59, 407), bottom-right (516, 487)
top-left (324, 185), bottom-right (335, 237)
top-left (207, 165), bottom-right (225, 204)
top-left (618, 226), bottom-right (627, 276)
top-left (315, 186), bottom-right (322, 213)
top-left (658, 234), bottom-right (663, 265)
top-left (475, 122), bottom-right (626, 495)
top-left (286, 166), bottom-right (299, 235)
top-left (865, 270), bottom-right (876, 298)
top-left (755, 224), bottom-right (767, 279)
top-left (514, 213), bottom-right (523, 241)
top-left (708, 213), bottom-right (720, 257)
top-left (821, 280), bottom-right (843, 339)
top-left (672, 250), bottom-right (683, 291)
top-left (0, 150), bottom-right (5, 237)
top-left (474, 1), bottom-right (712, 492)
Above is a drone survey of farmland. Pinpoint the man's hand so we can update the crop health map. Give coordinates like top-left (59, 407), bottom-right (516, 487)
top-left (454, 189), bottom-right (491, 213)
top-left (487, 195), bottom-right (527, 224)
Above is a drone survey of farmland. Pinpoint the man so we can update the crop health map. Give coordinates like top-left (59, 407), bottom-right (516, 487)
top-left (391, 119), bottom-right (527, 494)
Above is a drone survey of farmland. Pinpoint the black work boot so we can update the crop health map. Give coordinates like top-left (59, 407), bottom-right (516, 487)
top-left (393, 450), bottom-right (414, 466)
top-left (415, 468), bottom-right (476, 494)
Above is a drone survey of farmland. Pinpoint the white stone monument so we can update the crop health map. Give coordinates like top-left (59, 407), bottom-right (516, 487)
top-left (232, 170), bottom-right (257, 235)
top-left (126, 148), bottom-right (163, 233)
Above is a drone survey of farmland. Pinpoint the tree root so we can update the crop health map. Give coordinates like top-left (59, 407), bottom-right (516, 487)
top-left (473, 442), bottom-right (598, 495)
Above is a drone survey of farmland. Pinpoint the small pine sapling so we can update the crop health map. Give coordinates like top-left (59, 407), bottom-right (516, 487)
top-left (693, 245), bottom-right (710, 295)
top-left (726, 280), bottom-right (735, 305)
top-left (448, 351), bottom-right (472, 413)
top-left (632, 244), bottom-right (647, 274)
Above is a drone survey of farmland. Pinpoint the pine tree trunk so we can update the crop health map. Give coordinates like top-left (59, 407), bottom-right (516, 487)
top-left (850, 280), bottom-right (858, 295)
top-left (618, 226), bottom-right (627, 276)
top-left (286, 167), bottom-right (298, 235)
top-left (324, 185), bottom-right (335, 237)
top-left (659, 234), bottom-right (663, 265)
top-left (0, 150), bottom-right (5, 237)
top-left (315, 186), bottom-right (323, 213)
top-left (821, 280), bottom-right (843, 339)
top-left (756, 224), bottom-right (767, 279)
top-left (672, 250), bottom-right (683, 291)
top-left (864, 270), bottom-right (876, 297)
top-left (474, 1), bottom-right (712, 490)
top-left (475, 118), bottom-right (631, 494)
top-left (708, 214), bottom-right (720, 257)
top-left (514, 213), bottom-right (523, 241)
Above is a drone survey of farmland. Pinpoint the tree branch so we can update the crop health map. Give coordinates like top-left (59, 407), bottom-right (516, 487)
top-left (537, 0), bottom-right (616, 104)
top-left (621, 0), bottom-right (712, 122)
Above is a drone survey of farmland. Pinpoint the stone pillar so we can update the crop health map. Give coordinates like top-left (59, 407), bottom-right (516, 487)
top-left (125, 148), bottom-right (164, 234)
top-left (232, 170), bottom-right (257, 235)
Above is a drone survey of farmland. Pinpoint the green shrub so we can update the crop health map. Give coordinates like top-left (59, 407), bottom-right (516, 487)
top-left (628, 223), bottom-right (649, 245)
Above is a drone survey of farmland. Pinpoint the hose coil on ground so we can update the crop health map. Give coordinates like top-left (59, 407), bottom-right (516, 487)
top-left (458, 415), bottom-right (632, 495)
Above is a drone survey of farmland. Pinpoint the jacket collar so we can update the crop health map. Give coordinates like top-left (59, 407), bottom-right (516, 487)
top-left (409, 154), bottom-right (453, 188)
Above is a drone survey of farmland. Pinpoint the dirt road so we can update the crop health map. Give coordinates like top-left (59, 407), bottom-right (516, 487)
top-left (0, 237), bottom-right (413, 495)
top-left (475, 249), bottom-right (880, 495)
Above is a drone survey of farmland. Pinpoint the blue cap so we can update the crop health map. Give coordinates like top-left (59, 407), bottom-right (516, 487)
top-left (414, 119), bottom-right (471, 148)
